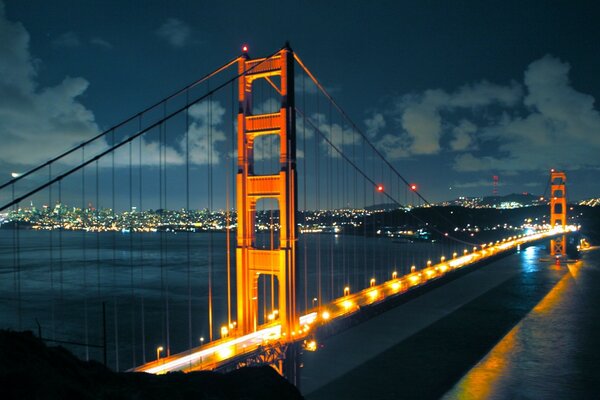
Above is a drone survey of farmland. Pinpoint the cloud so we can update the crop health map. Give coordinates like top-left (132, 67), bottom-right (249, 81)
top-left (364, 79), bottom-right (522, 159)
top-left (253, 98), bottom-right (280, 115)
top-left (252, 135), bottom-right (279, 163)
top-left (450, 119), bottom-right (476, 151)
top-left (90, 37), bottom-right (113, 49)
top-left (448, 80), bottom-right (522, 108)
top-left (453, 153), bottom-right (501, 172)
top-left (0, 5), bottom-right (227, 170)
top-left (364, 112), bottom-right (385, 138)
top-left (398, 82), bottom-right (522, 156)
top-left (102, 99), bottom-right (229, 168)
top-left (364, 54), bottom-right (600, 174)
top-left (306, 112), bottom-right (361, 158)
top-left (101, 137), bottom-right (184, 168)
top-left (0, 6), bottom-right (99, 166)
top-left (156, 18), bottom-right (191, 47)
top-left (52, 31), bottom-right (80, 47)
top-left (376, 133), bottom-right (410, 159)
top-left (94, 98), bottom-right (229, 169)
top-left (457, 55), bottom-right (600, 172)
top-left (185, 100), bottom-right (227, 164)
top-left (399, 90), bottom-right (445, 154)
top-left (295, 74), bottom-right (318, 95)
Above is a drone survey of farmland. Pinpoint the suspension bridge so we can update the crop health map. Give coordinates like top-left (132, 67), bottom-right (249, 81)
top-left (0, 44), bottom-right (575, 386)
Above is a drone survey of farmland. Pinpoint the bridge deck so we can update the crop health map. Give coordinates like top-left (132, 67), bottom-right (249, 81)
top-left (133, 226), bottom-right (574, 375)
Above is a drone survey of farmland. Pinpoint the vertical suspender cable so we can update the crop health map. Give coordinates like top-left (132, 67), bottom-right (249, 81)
top-left (163, 103), bottom-right (170, 356)
top-left (58, 180), bottom-right (63, 338)
top-left (270, 134), bottom-right (275, 314)
top-left (58, 180), bottom-right (63, 301)
top-left (82, 148), bottom-right (89, 360)
top-left (328, 101), bottom-right (334, 300)
top-left (138, 120), bottom-right (146, 364)
top-left (95, 160), bottom-right (101, 361)
top-left (371, 142), bottom-right (376, 281)
top-left (207, 89), bottom-right (213, 342)
top-left (352, 127), bottom-right (358, 290)
top-left (95, 161), bottom-right (100, 297)
top-left (11, 183), bottom-right (21, 330)
top-left (49, 166), bottom-right (55, 340)
top-left (186, 90), bottom-right (192, 351)
top-left (302, 72), bottom-right (308, 313)
top-left (159, 120), bottom-right (165, 352)
top-left (129, 140), bottom-right (136, 367)
top-left (315, 90), bottom-right (321, 307)
top-left (341, 117), bottom-right (346, 293)
top-left (17, 185), bottom-right (22, 330)
top-left (227, 82), bottom-right (234, 327)
top-left (363, 137), bottom-right (368, 285)
top-left (111, 129), bottom-right (119, 371)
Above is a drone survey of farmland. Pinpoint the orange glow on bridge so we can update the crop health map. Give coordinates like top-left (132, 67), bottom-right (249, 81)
top-left (129, 53), bottom-right (578, 380)
top-left (134, 224), bottom-right (575, 375)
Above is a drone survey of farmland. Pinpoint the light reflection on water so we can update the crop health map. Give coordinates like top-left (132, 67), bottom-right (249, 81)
top-left (521, 245), bottom-right (540, 273)
top-left (443, 251), bottom-right (596, 399)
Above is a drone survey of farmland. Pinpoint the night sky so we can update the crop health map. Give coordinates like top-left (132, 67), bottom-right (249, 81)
top-left (2, 0), bottom-right (600, 204)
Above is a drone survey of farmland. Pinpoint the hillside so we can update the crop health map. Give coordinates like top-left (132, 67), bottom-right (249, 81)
top-left (0, 330), bottom-right (303, 400)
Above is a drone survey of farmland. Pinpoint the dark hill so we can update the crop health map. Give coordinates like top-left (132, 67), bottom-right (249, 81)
top-left (0, 330), bottom-right (303, 400)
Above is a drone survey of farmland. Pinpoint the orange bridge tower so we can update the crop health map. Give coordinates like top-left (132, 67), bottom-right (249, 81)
top-left (549, 170), bottom-right (567, 257)
top-left (236, 45), bottom-right (298, 337)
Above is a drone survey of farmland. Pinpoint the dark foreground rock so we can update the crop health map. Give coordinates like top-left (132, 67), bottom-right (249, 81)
top-left (0, 330), bottom-right (303, 400)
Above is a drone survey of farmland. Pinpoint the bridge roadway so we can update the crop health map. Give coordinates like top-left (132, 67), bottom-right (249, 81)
top-left (133, 226), bottom-right (574, 376)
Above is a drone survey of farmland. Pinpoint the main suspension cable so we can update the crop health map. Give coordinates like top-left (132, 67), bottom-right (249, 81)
top-left (0, 56), bottom-right (241, 191)
top-left (1, 47), bottom-right (285, 213)
top-left (294, 54), bottom-right (478, 247)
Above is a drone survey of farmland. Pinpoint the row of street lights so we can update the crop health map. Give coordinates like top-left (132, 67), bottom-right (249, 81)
top-left (156, 336), bottom-right (206, 362)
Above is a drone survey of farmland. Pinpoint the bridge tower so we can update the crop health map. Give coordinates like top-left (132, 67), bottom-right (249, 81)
top-left (549, 170), bottom-right (567, 257)
top-left (236, 45), bottom-right (298, 337)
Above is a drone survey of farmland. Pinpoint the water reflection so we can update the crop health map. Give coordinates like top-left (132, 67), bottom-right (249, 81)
top-left (443, 257), bottom-right (583, 399)
top-left (521, 246), bottom-right (540, 273)
top-left (446, 326), bottom-right (521, 399)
